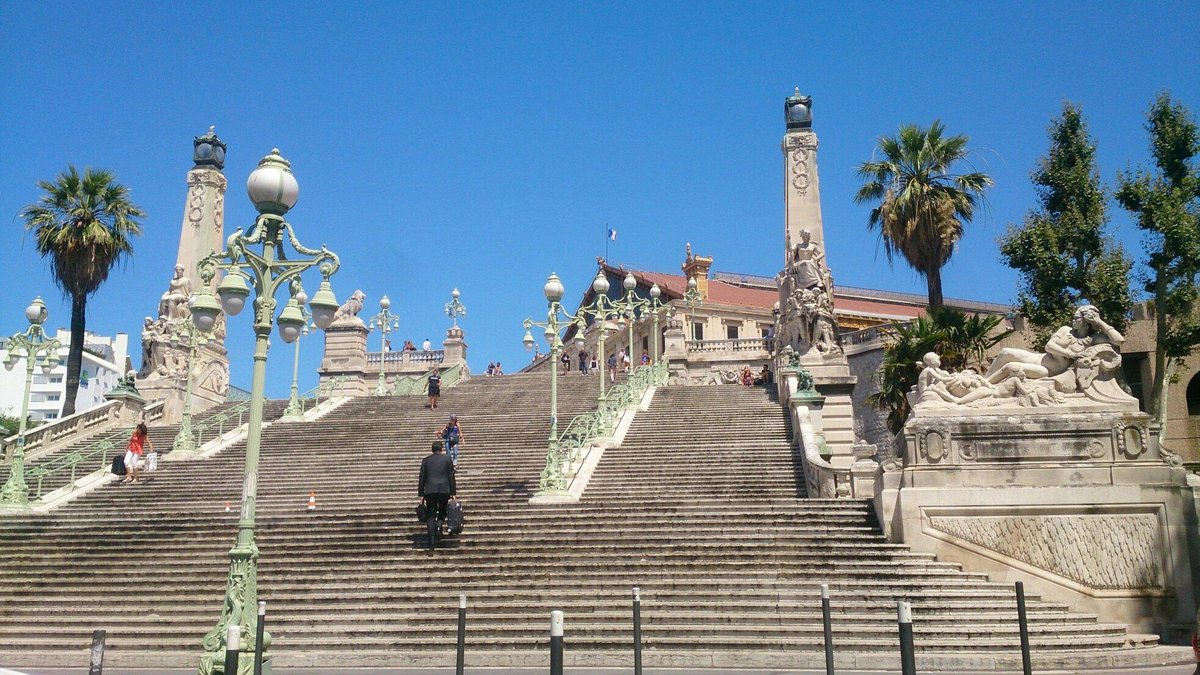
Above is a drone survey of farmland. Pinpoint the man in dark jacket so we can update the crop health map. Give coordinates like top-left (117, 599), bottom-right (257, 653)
top-left (418, 441), bottom-right (456, 548)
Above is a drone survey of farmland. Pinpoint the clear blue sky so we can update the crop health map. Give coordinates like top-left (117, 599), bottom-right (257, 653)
top-left (2, 2), bottom-right (1198, 397)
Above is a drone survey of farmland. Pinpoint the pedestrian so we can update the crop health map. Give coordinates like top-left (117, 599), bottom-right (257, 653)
top-left (759, 364), bottom-right (772, 384)
top-left (622, 348), bottom-right (631, 373)
top-left (428, 370), bottom-right (441, 409)
top-left (560, 350), bottom-right (571, 374)
top-left (403, 340), bottom-right (417, 351)
top-left (578, 349), bottom-right (588, 375)
top-left (439, 414), bottom-right (465, 468)
top-left (384, 338), bottom-right (392, 352)
top-left (494, 362), bottom-right (503, 375)
top-left (122, 422), bottom-right (152, 485)
top-left (418, 441), bottom-right (456, 549)
top-left (590, 354), bottom-right (598, 373)
top-left (486, 362), bottom-right (495, 376)
top-left (422, 337), bottom-right (432, 351)
top-left (741, 365), bottom-right (754, 386)
top-left (641, 350), bottom-right (650, 366)
top-left (607, 352), bottom-right (617, 383)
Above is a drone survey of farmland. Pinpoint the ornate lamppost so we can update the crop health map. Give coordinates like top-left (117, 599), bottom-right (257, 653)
top-left (281, 281), bottom-right (313, 420)
top-left (369, 295), bottom-right (399, 397)
top-left (188, 149), bottom-right (340, 674)
top-left (0, 297), bottom-right (61, 508)
top-left (445, 288), bottom-right (466, 327)
top-left (169, 319), bottom-right (211, 456)
top-left (683, 275), bottom-right (703, 342)
top-left (523, 273), bottom-right (594, 496)
top-left (645, 283), bottom-right (669, 364)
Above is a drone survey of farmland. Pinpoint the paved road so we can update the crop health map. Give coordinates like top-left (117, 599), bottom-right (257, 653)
top-left (11, 662), bottom-right (1200, 667)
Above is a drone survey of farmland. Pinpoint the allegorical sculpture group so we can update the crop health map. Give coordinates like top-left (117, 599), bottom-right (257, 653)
top-left (776, 229), bottom-right (842, 357)
top-left (911, 304), bottom-right (1137, 411)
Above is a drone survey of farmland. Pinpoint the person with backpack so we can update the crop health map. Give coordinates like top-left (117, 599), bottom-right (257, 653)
top-left (607, 352), bottom-right (618, 383)
top-left (439, 414), bottom-right (465, 468)
top-left (121, 422), bottom-right (152, 484)
top-left (418, 441), bottom-right (456, 549)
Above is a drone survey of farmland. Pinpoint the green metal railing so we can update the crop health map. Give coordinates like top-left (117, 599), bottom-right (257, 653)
top-left (389, 364), bottom-right (466, 396)
top-left (539, 361), bottom-right (667, 493)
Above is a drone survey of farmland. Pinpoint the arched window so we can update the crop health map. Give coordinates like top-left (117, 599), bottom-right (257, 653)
top-left (1187, 372), bottom-right (1200, 416)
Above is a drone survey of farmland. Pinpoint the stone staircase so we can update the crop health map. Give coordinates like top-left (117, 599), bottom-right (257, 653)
top-left (0, 375), bottom-right (1177, 670)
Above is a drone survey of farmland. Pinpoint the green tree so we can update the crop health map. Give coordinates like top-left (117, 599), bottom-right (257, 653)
top-left (999, 103), bottom-right (1134, 343)
top-left (855, 121), bottom-right (994, 309)
top-left (870, 308), bottom-right (1011, 434)
top-left (1116, 93), bottom-right (1200, 427)
top-left (20, 166), bottom-right (145, 417)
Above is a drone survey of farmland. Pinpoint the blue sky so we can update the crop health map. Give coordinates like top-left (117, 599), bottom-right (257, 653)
top-left (2, 2), bottom-right (1198, 396)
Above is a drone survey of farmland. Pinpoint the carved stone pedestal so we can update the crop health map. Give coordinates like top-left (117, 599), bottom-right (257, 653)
top-left (442, 327), bottom-right (468, 368)
top-left (879, 406), bottom-right (1197, 638)
top-left (317, 322), bottom-right (370, 398)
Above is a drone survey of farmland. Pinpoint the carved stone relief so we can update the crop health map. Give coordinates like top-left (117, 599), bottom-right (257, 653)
top-left (928, 512), bottom-right (1165, 590)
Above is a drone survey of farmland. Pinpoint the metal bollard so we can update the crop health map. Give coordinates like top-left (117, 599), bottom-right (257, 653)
top-left (255, 601), bottom-right (266, 675)
top-left (224, 624), bottom-right (241, 675)
top-left (88, 629), bottom-right (106, 675)
top-left (1015, 582), bottom-right (1032, 675)
top-left (632, 587), bottom-right (643, 675)
top-left (897, 601), bottom-right (916, 675)
top-left (550, 609), bottom-right (564, 675)
top-left (821, 584), bottom-right (834, 675)
top-left (457, 594), bottom-right (467, 675)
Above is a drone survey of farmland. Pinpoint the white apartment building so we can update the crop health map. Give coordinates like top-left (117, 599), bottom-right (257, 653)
top-left (0, 329), bottom-right (130, 422)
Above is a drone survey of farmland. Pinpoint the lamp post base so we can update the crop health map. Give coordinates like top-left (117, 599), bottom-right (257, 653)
top-left (198, 650), bottom-right (272, 675)
top-left (172, 429), bottom-right (198, 456)
top-left (530, 490), bottom-right (579, 505)
top-left (199, 543), bottom-right (270, 675)
top-left (0, 459), bottom-right (30, 508)
top-left (280, 395), bottom-right (304, 421)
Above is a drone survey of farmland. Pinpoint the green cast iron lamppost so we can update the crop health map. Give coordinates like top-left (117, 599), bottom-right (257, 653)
top-left (523, 272), bottom-right (594, 496)
top-left (189, 149), bottom-right (340, 675)
top-left (369, 295), bottom-right (398, 397)
top-left (281, 281), bottom-right (313, 420)
top-left (683, 275), bottom-right (703, 341)
top-left (0, 297), bottom-right (61, 508)
top-left (444, 287), bottom-right (466, 327)
top-left (169, 319), bottom-right (212, 456)
top-left (572, 270), bottom-right (620, 401)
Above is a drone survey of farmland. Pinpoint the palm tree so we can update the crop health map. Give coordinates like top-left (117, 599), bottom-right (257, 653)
top-left (21, 165), bottom-right (145, 417)
top-left (854, 121), bottom-right (993, 309)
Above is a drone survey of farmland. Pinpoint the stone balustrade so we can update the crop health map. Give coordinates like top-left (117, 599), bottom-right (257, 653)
top-left (685, 337), bottom-right (767, 354)
top-left (3, 400), bottom-right (123, 463)
top-left (366, 350), bottom-right (444, 366)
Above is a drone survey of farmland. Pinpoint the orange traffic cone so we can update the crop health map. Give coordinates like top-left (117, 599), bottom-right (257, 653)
top-left (307, 492), bottom-right (317, 511)
top-left (224, 501), bottom-right (231, 513)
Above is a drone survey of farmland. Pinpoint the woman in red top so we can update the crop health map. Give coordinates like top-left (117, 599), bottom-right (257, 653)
top-left (122, 423), bottom-right (152, 484)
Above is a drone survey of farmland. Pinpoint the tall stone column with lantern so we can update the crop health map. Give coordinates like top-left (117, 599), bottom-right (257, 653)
top-left (136, 128), bottom-right (232, 421)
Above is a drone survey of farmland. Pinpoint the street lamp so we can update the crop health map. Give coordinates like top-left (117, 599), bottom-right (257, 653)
top-left (168, 319), bottom-right (212, 456)
top-left (0, 297), bottom-right (61, 508)
top-left (444, 288), bottom-right (467, 327)
top-left (281, 281), bottom-right (313, 420)
top-left (368, 295), bottom-right (399, 397)
top-left (190, 149), bottom-right (340, 675)
top-left (573, 270), bottom-right (620, 401)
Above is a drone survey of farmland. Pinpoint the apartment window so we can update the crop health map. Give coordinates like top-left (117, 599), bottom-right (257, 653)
top-left (47, 394), bottom-right (61, 402)
top-left (50, 376), bottom-right (63, 384)
top-left (45, 413), bottom-right (58, 419)
top-left (691, 322), bottom-right (704, 341)
top-left (726, 324), bottom-right (739, 340)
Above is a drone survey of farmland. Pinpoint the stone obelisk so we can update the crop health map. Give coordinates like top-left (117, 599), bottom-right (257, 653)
top-left (136, 129), bottom-right (231, 421)
top-left (775, 89), bottom-right (857, 463)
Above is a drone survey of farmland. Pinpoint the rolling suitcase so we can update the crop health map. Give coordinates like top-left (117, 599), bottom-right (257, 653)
top-left (447, 500), bottom-right (464, 535)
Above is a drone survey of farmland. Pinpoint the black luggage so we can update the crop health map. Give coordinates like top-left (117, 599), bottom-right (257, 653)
top-left (447, 500), bottom-right (464, 534)
top-left (416, 501), bottom-right (429, 522)
top-left (111, 455), bottom-right (126, 476)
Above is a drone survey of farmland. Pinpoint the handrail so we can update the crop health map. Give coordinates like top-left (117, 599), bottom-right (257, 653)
top-left (538, 361), bottom-right (667, 493)
top-left (795, 405), bottom-right (850, 498)
top-left (389, 364), bottom-right (465, 396)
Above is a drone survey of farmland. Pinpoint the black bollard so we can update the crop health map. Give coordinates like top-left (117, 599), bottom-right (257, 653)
top-left (632, 587), bottom-right (643, 675)
top-left (897, 601), bottom-right (916, 675)
top-left (1015, 582), bottom-right (1032, 675)
top-left (254, 601), bottom-right (266, 675)
top-left (223, 625), bottom-right (241, 675)
top-left (88, 629), bottom-right (106, 675)
top-left (550, 610), bottom-right (564, 675)
top-left (457, 594), bottom-right (467, 675)
top-left (821, 584), bottom-right (834, 675)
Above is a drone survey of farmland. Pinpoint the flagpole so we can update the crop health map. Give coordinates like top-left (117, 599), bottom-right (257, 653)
top-left (604, 222), bottom-right (609, 262)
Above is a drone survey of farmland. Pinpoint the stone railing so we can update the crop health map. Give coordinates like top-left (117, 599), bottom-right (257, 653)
top-left (366, 350), bottom-right (445, 365)
top-left (685, 338), bottom-right (768, 354)
top-left (795, 405), bottom-right (850, 498)
top-left (2, 399), bottom-right (165, 464)
top-left (840, 324), bottom-right (896, 347)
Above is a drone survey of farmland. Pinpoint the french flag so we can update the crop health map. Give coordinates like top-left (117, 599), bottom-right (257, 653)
top-left (608, 227), bottom-right (617, 241)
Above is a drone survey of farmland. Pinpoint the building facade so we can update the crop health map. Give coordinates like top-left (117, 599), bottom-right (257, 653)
top-left (0, 329), bottom-right (130, 422)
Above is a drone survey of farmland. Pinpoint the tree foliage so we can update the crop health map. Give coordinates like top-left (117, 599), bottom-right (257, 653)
top-left (999, 103), bottom-right (1134, 344)
top-left (1115, 93), bottom-right (1200, 425)
top-left (855, 121), bottom-right (993, 309)
top-left (870, 308), bottom-right (1011, 434)
top-left (20, 166), bottom-right (145, 417)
